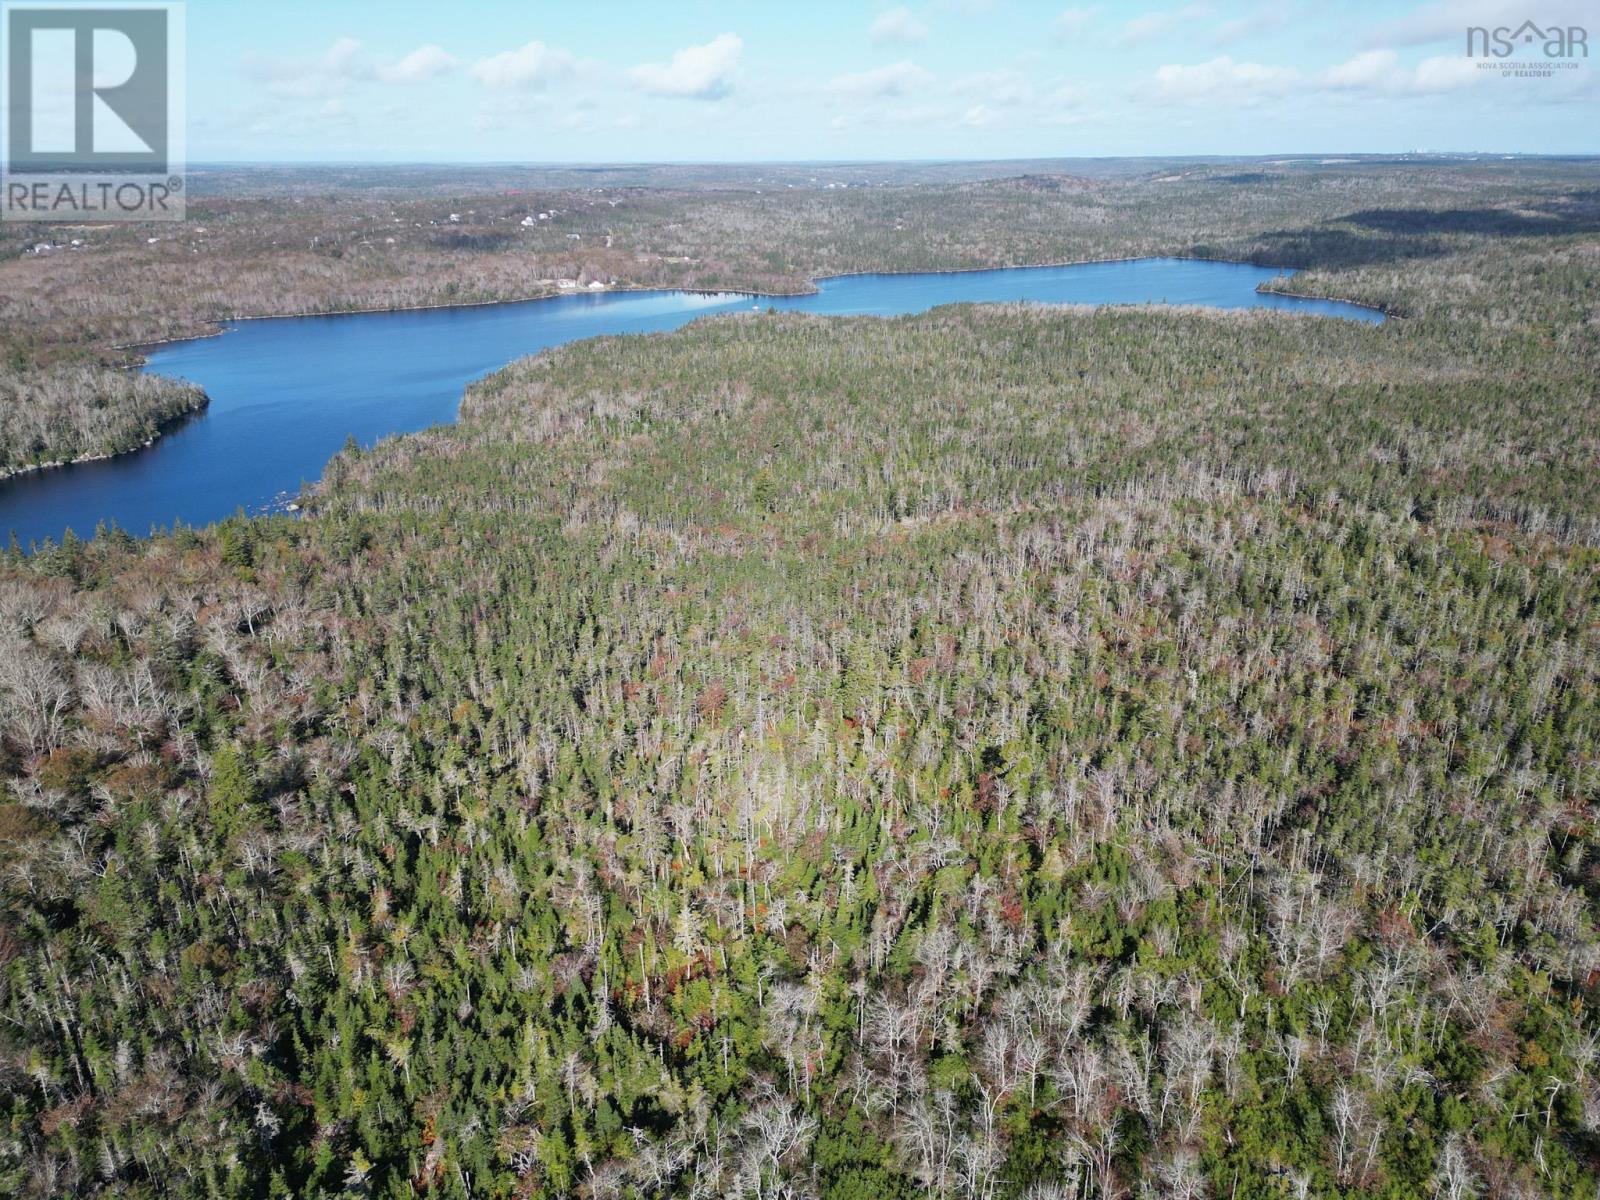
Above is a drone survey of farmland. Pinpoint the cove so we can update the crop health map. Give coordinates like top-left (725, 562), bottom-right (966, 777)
top-left (0, 257), bottom-right (1383, 548)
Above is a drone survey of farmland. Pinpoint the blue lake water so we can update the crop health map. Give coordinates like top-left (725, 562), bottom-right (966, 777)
top-left (0, 258), bottom-right (1382, 548)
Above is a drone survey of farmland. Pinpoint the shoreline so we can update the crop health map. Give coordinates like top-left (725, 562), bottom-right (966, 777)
top-left (4, 250), bottom-right (1399, 548)
top-left (1254, 280), bottom-right (1395, 318)
top-left (0, 448), bottom-right (133, 482)
top-left (37, 256), bottom-right (1386, 507)
top-left (115, 282), bottom-right (819, 360)
top-left (0, 395), bottom-right (211, 483)
top-left (115, 253), bottom-right (1389, 360)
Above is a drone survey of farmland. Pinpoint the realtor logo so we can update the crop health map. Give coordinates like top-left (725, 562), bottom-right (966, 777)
top-left (2, 2), bottom-right (185, 221)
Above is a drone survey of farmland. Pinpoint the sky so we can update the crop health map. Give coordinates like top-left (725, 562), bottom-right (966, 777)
top-left (175, 0), bottom-right (1598, 161)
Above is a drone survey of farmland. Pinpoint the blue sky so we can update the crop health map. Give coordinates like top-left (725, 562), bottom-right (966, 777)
top-left (182, 0), bottom-right (1598, 161)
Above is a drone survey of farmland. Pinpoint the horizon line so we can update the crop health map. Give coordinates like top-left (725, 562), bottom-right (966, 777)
top-left (184, 151), bottom-right (1600, 168)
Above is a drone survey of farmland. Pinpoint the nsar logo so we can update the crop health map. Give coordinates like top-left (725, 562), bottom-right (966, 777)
top-left (1467, 19), bottom-right (1588, 58)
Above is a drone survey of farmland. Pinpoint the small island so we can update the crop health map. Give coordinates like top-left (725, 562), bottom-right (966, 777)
top-left (0, 366), bottom-right (207, 480)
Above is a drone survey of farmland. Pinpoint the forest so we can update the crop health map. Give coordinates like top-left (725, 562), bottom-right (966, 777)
top-left (1, 157), bottom-right (1587, 367)
top-left (1, 160), bottom-right (1599, 1198)
top-left (0, 368), bottom-right (206, 478)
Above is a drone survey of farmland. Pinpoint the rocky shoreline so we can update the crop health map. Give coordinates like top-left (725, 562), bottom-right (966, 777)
top-left (0, 390), bottom-right (210, 482)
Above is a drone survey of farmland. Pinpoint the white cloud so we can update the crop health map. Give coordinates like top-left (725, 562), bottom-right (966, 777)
top-left (828, 101), bottom-right (955, 130)
top-left (558, 107), bottom-right (642, 133)
top-left (1040, 97), bottom-right (1096, 127)
top-left (1209, 4), bottom-right (1290, 46)
top-left (1409, 54), bottom-right (1483, 93)
top-left (1045, 81), bottom-right (1092, 107)
top-left (322, 38), bottom-right (363, 75)
top-left (953, 69), bottom-right (1033, 106)
top-left (247, 38), bottom-right (366, 99)
top-left (1054, 7), bottom-right (1098, 38)
top-left (1149, 54), bottom-right (1297, 104)
top-left (318, 99), bottom-right (355, 127)
top-left (469, 41), bottom-right (576, 91)
top-left (250, 39), bottom-right (462, 99)
top-left (629, 33), bottom-right (742, 99)
top-left (1323, 48), bottom-right (1486, 95)
top-left (1324, 49), bottom-right (1396, 89)
top-left (1114, 5), bottom-right (1213, 48)
top-left (827, 61), bottom-right (935, 97)
top-left (1143, 40), bottom-right (1517, 109)
top-left (960, 104), bottom-right (997, 126)
top-left (871, 7), bottom-right (929, 46)
top-left (381, 44), bottom-right (458, 84)
top-left (472, 94), bottom-right (548, 134)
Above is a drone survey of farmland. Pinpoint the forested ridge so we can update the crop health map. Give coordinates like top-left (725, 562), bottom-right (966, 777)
top-left (2, 159), bottom-right (1591, 365)
top-left (0, 158), bottom-right (1584, 472)
top-left (3, 168), bottom-right (1600, 1198)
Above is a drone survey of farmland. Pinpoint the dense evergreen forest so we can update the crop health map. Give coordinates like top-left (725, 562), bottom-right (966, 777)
top-left (3, 163), bottom-right (1600, 1197)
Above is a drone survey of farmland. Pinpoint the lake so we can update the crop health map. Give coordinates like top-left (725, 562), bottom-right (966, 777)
top-left (0, 258), bottom-right (1383, 548)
